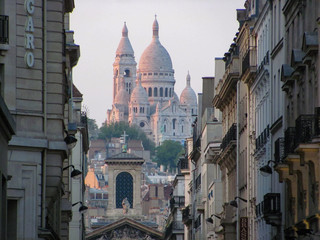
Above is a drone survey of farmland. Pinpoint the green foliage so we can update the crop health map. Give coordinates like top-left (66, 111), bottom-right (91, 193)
top-left (87, 118), bottom-right (99, 139)
top-left (155, 140), bottom-right (183, 170)
top-left (98, 121), bottom-right (155, 153)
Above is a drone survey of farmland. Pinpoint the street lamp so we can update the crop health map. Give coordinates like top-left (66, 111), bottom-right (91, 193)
top-left (72, 201), bottom-right (88, 214)
top-left (260, 160), bottom-right (276, 176)
top-left (230, 196), bottom-right (247, 208)
top-left (64, 134), bottom-right (77, 149)
top-left (206, 214), bottom-right (221, 224)
top-left (63, 165), bottom-right (82, 179)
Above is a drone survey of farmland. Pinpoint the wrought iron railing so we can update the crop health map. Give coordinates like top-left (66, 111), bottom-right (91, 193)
top-left (182, 205), bottom-right (192, 224)
top-left (177, 156), bottom-right (189, 173)
top-left (0, 15), bottom-right (9, 44)
top-left (170, 196), bottom-right (185, 211)
top-left (221, 123), bottom-right (237, 151)
top-left (295, 114), bottom-right (315, 146)
top-left (242, 47), bottom-right (257, 75)
top-left (255, 125), bottom-right (269, 150)
top-left (173, 221), bottom-right (184, 230)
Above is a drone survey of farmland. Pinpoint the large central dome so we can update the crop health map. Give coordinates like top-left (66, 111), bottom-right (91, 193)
top-left (138, 18), bottom-right (173, 73)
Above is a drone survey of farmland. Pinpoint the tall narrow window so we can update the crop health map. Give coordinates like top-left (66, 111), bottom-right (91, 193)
top-left (154, 87), bottom-right (158, 97)
top-left (148, 87), bottom-right (152, 97)
top-left (160, 87), bottom-right (163, 97)
top-left (165, 88), bottom-right (168, 97)
top-left (116, 172), bottom-right (133, 208)
top-left (172, 119), bottom-right (176, 129)
top-left (169, 88), bottom-right (172, 97)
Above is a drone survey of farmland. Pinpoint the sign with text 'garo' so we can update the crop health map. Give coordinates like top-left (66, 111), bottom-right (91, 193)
top-left (24, 0), bottom-right (35, 68)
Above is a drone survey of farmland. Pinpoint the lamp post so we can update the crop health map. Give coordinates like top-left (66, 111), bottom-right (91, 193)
top-left (63, 165), bottom-right (82, 179)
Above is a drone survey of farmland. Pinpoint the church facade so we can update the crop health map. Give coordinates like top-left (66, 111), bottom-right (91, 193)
top-left (107, 18), bottom-right (197, 146)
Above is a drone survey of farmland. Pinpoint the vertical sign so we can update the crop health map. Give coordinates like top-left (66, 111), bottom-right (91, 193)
top-left (240, 217), bottom-right (248, 240)
top-left (24, 0), bottom-right (35, 68)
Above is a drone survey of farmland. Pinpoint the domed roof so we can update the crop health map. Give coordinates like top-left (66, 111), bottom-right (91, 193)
top-left (180, 72), bottom-right (197, 105)
top-left (138, 17), bottom-right (173, 73)
top-left (116, 22), bottom-right (134, 56)
top-left (130, 75), bottom-right (149, 104)
top-left (114, 78), bottom-right (130, 105)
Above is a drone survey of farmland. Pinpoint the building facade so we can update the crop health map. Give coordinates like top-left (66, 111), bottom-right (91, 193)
top-left (107, 18), bottom-right (197, 146)
top-left (1, 0), bottom-right (85, 239)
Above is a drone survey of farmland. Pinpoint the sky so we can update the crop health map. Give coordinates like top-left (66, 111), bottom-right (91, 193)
top-left (70, 0), bottom-right (245, 126)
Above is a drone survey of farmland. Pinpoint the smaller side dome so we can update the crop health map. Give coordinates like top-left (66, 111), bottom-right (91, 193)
top-left (130, 74), bottom-right (149, 104)
top-left (180, 72), bottom-right (197, 105)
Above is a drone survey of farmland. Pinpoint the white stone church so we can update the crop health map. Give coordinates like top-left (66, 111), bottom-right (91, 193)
top-left (107, 17), bottom-right (197, 146)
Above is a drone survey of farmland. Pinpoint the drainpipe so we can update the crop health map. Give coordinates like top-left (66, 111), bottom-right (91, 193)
top-left (246, 84), bottom-right (251, 239)
top-left (236, 80), bottom-right (240, 240)
top-left (41, 0), bottom-right (47, 229)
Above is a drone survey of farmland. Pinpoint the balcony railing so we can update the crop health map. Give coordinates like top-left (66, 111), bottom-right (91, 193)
top-left (0, 15), bottom-right (9, 44)
top-left (182, 205), bottom-right (192, 225)
top-left (173, 221), bottom-right (184, 230)
top-left (170, 196), bottom-right (185, 211)
top-left (255, 125), bottom-right (269, 150)
top-left (221, 123), bottom-right (237, 151)
top-left (242, 47), bottom-right (257, 75)
top-left (295, 114), bottom-right (316, 146)
top-left (177, 156), bottom-right (189, 173)
top-left (274, 137), bottom-right (285, 163)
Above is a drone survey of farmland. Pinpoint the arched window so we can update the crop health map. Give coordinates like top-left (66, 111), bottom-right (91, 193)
top-left (164, 125), bottom-right (166, 133)
top-left (172, 119), bottom-right (176, 129)
top-left (165, 88), bottom-right (168, 97)
top-left (160, 88), bottom-right (163, 97)
top-left (182, 125), bottom-right (184, 133)
top-left (148, 87), bottom-right (152, 97)
top-left (124, 69), bottom-right (130, 77)
top-left (154, 87), bottom-right (158, 97)
top-left (116, 172), bottom-right (133, 208)
top-left (169, 88), bottom-right (172, 97)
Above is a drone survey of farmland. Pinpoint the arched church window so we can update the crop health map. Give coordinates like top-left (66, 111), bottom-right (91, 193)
top-left (164, 125), bottom-right (166, 132)
top-left (140, 107), bottom-right (143, 113)
top-left (165, 88), bottom-right (168, 97)
top-left (148, 88), bottom-right (152, 97)
top-left (116, 172), bottom-right (133, 208)
top-left (154, 87), bottom-right (158, 97)
top-left (124, 69), bottom-right (130, 77)
top-left (169, 88), bottom-right (172, 98)
top-left (182, 125), bottom-right (184, 133)
top-left (160, 88), bottom-right (163, 97)
top-left (172, 119), bottom-right (176, 129)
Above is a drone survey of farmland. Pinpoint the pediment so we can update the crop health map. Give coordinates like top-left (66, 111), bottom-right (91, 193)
top-left (86, 217), bottom-right (163, 240)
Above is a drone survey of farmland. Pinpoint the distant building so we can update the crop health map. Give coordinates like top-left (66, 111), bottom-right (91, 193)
top-left (107, 18), bottom-right (197, 146)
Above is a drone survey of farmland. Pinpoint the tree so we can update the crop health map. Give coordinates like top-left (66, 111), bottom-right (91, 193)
top-left (98, 122), bottom-right (155, 153)
top-left (87, 118), bottom-right (99, 139)
top-left (154, 140), bottom-right (183, 170)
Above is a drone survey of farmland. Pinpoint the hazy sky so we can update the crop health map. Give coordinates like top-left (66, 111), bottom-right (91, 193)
top-left (70, 0), bottom-right (244, 126)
